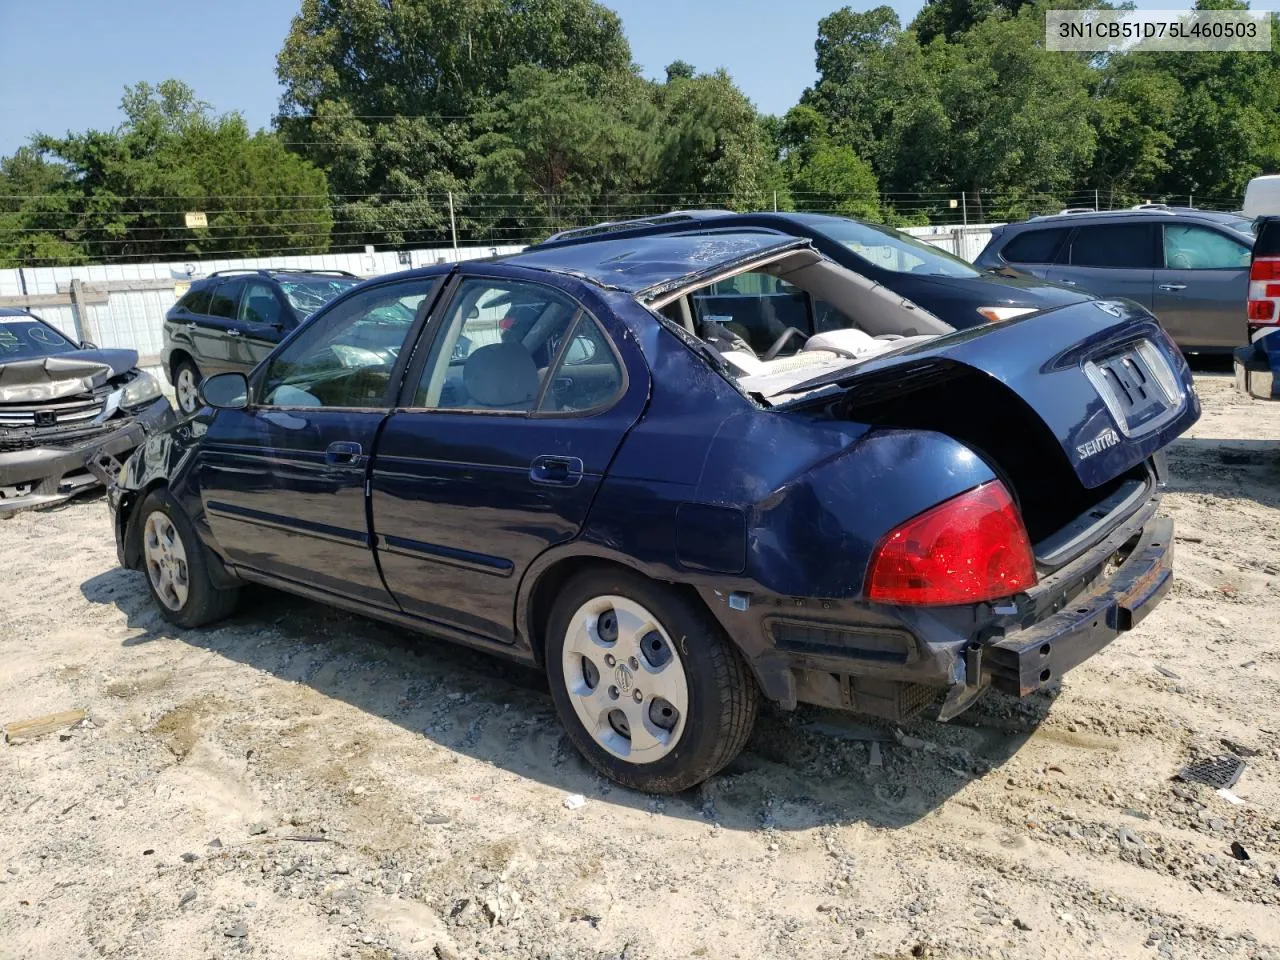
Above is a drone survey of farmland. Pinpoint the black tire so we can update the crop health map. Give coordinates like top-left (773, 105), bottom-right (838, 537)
top-left (545, 568), bottom-right (759, 793)
top-left (172, 357), bottom-right (202, 415)
top-left (136, 488), bottom-right (239, 628)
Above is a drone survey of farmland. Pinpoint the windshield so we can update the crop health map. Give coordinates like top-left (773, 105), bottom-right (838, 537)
top-left (811, 218), bottom-right (981, 278)
top-left (0, 318), bottom-right (79, 361)
top-left (277, 277), bottom-right (360, 317)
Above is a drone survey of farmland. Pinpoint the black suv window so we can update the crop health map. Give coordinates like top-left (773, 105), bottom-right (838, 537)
top-left (1068, 224), bottom-right (1158, 269)
top-left (208, 278), bottom-right (246, 319)
top-left (1001, 227), bottom-right (1069, 264)
top-left (177, 285), bottom-right (214, 315)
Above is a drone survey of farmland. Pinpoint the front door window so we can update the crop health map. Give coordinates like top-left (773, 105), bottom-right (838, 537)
top-left (260, 279), bottom-right (437, 408)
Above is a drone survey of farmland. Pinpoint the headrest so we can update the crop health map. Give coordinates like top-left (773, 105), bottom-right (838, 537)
top-left (463, 341), bottom-right (540, 408)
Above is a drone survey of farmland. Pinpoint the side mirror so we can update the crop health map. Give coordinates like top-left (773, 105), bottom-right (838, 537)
top-left (80, 340), bottom-right (98, 350)
top-left (199, 372), bottom-right (249, 410)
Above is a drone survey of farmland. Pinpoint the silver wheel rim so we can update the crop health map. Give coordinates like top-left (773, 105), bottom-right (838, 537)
top-left (561, 595), bottom-right (689, 765)
top-left (176, 367), bottom-right (199, 413)
top-left (143, 511), bottom-right (190, 611)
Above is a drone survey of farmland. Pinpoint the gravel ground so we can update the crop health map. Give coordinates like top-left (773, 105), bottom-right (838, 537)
top-left (2, 371), bottom-right (1278, 960)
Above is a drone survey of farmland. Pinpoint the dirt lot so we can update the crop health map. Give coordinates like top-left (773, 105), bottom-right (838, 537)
top-left (1, 372), bottom-right (1278, 960)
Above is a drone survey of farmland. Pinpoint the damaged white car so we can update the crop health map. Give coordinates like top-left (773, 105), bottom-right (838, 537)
top-left (0, 308), bottom-right (175, 515)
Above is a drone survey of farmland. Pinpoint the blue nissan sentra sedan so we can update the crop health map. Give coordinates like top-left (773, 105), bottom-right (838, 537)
top-left (105, 234), bottom-right (1199, 792)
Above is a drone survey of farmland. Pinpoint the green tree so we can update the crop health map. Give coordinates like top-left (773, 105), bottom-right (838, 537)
top-left (9, 80), bottom-right (332, 265)
top-left (777, 105), bottom-right (879, 219)
top-left (0, 147), bottom-right (82, 267)
top-left (469, 65), bottom-right (658, 238)
top-left (276, 0), bottom-right (634, 244)
top-left (932, 7), bottom-right (1097, 217)
top-left (653, 70), bottom-right (783, 210)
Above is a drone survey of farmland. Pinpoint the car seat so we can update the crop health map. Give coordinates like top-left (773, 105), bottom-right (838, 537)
top-left (462, 341), bottom-right (540, 410)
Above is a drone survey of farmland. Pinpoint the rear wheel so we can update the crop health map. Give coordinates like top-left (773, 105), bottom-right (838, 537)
top-left (545, 569), bottom-right (759, 793)
top-left (138, 489), bottom-right (239, 628)
top-left (173, 358), bottom-right (201, 415)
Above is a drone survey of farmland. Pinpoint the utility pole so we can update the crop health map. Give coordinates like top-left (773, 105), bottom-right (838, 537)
top-left (1095, 188), bottom-right (1100, 210)
top-left (448, 192), bottom-right (459, 251)
top-left (773, 190), bottom-right (777, 213)
top-left (961, 192), bottom-right (968, 228)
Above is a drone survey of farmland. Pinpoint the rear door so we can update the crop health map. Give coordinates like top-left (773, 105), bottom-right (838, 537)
top-left (1153, 222), bottom-right (1251, 350)
top-left (199, 276), bottom-right (443, 607)
top-left (236, 279), bottom-right (292, 369)
top-left (195, 278), bottom-right (247, 374)
top-left (370, 269), bottom-right (647, 644)
top-left (1047, 223), bottom-right (1157, 307)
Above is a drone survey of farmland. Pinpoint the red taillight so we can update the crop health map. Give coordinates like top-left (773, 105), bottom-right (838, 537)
top-left (865, 481), bottom-right (1037, 606)
top-left (1249, 299), bottom-right (1277, 321)
top-left (1248, 258), bottom-right (1280, 326)
top-left (1250, 257), bottom-right (1280, 282)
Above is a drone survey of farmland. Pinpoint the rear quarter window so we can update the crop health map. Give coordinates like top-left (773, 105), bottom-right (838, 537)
top-left (1000, 228), bottom-right (1069, 264)
top-left (177, 287), bottom-right (214, 314)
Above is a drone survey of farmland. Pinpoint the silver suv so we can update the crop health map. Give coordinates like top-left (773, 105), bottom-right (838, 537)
top-left (975, 206), bottom-right (1255, 352)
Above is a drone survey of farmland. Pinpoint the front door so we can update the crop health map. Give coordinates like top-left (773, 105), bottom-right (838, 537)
top-left (371, 273), bottom-right (645, 644)
top-left (198, 276), bottom-right (443, 607)
top-left (1047, 223), bottom-right (1157, 307)
top-left (1153, 223), bottom-right (1251, 350)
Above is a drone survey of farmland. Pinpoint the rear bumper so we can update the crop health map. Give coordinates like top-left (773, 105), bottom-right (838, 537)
top-left (702, 497), bottom-right (1174, 722)
top-left (0, 397), bottom-right (175, 516)
top-left (985, 516), bottom-right (1172, 696)
top-left (1235, 335), bottom-right (1280, 400)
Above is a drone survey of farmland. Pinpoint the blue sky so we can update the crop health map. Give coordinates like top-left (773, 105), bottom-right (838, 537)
top-left (2, 0), bottom-right (1278, 155)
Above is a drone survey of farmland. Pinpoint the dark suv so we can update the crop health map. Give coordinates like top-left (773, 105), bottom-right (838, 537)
top-left (532, 211), bottom-right (1092, 330)
top-left (976, 206), bottom-right (1256, 353)
top-left (163, 268), bottom-right (361, 413)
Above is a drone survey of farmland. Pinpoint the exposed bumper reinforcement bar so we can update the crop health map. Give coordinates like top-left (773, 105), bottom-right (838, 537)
top-left (986, 517), bottom-right (1174, 697)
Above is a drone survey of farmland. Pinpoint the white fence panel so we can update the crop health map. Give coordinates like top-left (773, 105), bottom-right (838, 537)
top-left (0, 244), bottom-right (525, 360)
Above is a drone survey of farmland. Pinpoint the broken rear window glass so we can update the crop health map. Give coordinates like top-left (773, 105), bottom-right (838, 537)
top-left (0, 319), bottom-right (78, 361)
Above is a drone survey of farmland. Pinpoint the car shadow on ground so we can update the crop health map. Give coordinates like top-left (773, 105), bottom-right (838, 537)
top-left (1166, 437), bottom-right (1280, 506)
top-left (80, 566), bottom-right (1058, 832)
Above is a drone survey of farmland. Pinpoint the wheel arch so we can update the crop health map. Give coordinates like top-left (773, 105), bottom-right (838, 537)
top-left (514, 545), bottom-right (783, 696)
top-left (168, 348), bottom-right (196, 380)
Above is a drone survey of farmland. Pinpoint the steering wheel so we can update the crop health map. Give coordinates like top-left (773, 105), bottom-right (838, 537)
top-left (763, 326), bottom-right (810, 361)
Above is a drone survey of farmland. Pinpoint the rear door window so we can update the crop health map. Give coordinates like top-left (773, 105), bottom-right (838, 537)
top-left (208, 278), bottom-right (247, 319)
top-left (1068, 224), bottom-right (1158, 268)
top-left (1001, 228), bottom-right (1069, 264)
top-left (1162, 225), bottom-right (1251, 270)
top-left (177, 286), bottom-right (214, 315)
top-left (240, 281), bottom-right (287, 325)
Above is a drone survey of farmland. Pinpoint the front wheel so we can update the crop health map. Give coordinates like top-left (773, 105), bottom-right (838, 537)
top-left (138, 489), bottom-right (240, 628)
top-left (546, 569), bottom-right (759, 793)
top-left (173, 358), bottom-right (202, 415)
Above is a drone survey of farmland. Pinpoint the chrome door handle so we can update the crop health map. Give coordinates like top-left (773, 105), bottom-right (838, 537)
top-left (226, 328), bottom-right (243, 337)
top-left (1159, 283), bottom-right (1187, 291)
top-left (325, 441), bottom-right (363, 465)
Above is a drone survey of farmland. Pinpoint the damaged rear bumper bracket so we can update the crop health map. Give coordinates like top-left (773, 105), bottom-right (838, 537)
top-left (984, 517), bottom-right (1174, 697)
